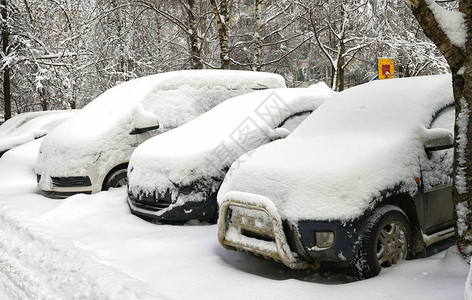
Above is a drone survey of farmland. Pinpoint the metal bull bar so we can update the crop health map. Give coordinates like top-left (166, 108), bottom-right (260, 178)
top-left (217, 194), bottom-right (313, 269)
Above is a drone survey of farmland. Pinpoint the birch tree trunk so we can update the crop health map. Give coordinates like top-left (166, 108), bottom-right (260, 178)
top-left (253, 0), bottom-right (262, 71)
top-left (210, 0), bottom-right (230, 69)
top-left (408, 0), bottom-right (472, 257)
top-left (186, 0), bottom-right (203, 69)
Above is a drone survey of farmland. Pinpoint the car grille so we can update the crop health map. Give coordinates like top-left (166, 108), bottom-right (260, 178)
top-left (128, 189), bottom-right (172, 211)
top-left (51, 176), bottom-right (92, 187)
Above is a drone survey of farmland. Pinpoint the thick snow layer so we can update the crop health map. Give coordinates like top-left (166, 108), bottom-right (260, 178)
top-left (0, 110), bottom-right (72, 136)
top-left (128, 85), bottom-right (334, 212)
top-left (218, 75), bottom-right (454, 222)
top-left (0, 140), bottom-right (469, 299)
top-left (426, 0), bottom-right (467, 48)
top-left (0, 141), bottom-right (470, 300)
top-left (36, 70), bottom-right (285, 185)
top-left (0, 111), bottom-right (75, 154)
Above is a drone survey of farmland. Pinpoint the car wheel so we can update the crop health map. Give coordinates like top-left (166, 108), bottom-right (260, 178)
top-left (103, 168), bottom-right (128, 190)
top-left (351, 205), bottom-right (412, 279)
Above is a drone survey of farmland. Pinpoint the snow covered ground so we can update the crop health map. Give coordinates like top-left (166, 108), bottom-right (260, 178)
top-left (0, 140), bottom-right (469, 299)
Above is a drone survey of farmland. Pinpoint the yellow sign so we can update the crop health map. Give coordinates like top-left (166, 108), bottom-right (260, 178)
top-left (378, 58), bottom-right (394, 79)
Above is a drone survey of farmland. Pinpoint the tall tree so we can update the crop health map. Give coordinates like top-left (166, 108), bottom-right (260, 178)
top-left (210, 0), bottom-right (230, 69)
top-left (407, 0), bottom-right (471, 257)
top-left (1, 0), bottom-right (10, 120)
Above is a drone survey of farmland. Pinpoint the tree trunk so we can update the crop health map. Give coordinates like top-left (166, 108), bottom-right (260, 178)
top-left (408, 0), bottom-right (472, 256)
top-left (253, 0), bottom-right (262, 71)
top-left (186, 0), bottom-right (203, 69)
top-left (1, 0), bottom-right (11, 120)
top-left (199, 0), bottom-right (209, 55)
top-left (210, 0), bottom-right (230, 69)
top-left (336, 38), bottom-right (345, 92)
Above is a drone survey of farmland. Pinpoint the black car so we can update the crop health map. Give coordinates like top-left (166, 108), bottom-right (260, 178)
top-left (127, 86), bottom-right (334, 222)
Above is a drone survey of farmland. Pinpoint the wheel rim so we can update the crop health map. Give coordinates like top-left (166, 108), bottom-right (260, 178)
top-left (113, 177), bottom-right (128, 188)
top-left (376, 220), bottom-right (407, 267)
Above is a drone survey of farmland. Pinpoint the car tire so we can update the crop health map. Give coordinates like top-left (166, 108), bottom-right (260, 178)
top-left (351, 205), bottom-right (412, 279)
top-left (103, 168), bottom-right (128, 190)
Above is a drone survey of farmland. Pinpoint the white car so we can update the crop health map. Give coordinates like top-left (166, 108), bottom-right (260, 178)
top-left (36, 70), bottom-right (286, 198)
top-left (217, 74), bottom-right (455, 279)
top-left (0, 110), bottom-right (70, 136)
top-left (127, 84), bottom-right (335, 222)
top-left (0, 111), bottom-right (76, 157)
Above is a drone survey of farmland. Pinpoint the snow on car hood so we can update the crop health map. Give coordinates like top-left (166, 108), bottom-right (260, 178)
top-left (36, 70), bottom-right (285, 179)
top-left (218, 74), bottom-right (454, 222)
top-left (128, 85), bottom-right (335, 204)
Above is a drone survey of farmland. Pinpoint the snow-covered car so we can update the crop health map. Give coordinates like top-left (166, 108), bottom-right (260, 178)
top-left (217, 74), bottom-right (455, 279)
top-left (0, 110), bottom-right (70, 136)
top-left (127, 84), bottom-right (335, 222)
top-left (0, 110), bottom-right (76, 157)
top-left (36, 70), bottom-right (286, 198)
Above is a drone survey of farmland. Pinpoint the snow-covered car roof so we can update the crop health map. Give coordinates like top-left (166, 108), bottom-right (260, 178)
top-left (128, 84), bottom-right (335, 205)
top-left (42, 70), bottom-right (285, 147)
top-left (218, 74), bottom-right (454, 222)
top-left (0, 110), bottom-right (76, 155)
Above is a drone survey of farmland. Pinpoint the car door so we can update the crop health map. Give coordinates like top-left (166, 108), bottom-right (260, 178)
top-left (420, 106), bottom-right (454, 235)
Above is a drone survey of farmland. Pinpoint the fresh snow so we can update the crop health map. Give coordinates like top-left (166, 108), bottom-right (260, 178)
top-left (218, 75), bottom-right (454, 222)
top-left (0, 110), bottom-right (73, 137)
top-left (0, 139), bottom-right (469, 299)
top-left (0, 110), bottom-right (76, 155)
top-left (425, 0), bottom-right (467, 48)
top-left (128, 85), bottom-right (334, 212)
top-left (36, 70), bottom-right (285, 192)
top-left (456, 97), bottom-right (470, 195)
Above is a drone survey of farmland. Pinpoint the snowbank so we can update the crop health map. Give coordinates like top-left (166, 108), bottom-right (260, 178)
top-left (218, 75), bottom-right (454, 222)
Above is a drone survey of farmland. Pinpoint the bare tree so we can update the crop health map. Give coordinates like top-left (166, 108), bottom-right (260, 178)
top-left (297, 0), bottom-right (378, 91)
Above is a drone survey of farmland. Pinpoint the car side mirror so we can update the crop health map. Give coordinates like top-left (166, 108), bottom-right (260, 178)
top-left (269, 127), bottom-right (291, 141)
top-left (34, 130), bottom-right (47, 139)
top-left (423, 128), bottom-right (454, 152)
top-left (130, 108), bottom-right (160, 135)
top-left (130, 122), bottom-right (160, 135)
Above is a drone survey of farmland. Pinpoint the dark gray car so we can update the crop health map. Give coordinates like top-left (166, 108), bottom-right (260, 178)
top-left (217, 74), bottom-right (455, 279)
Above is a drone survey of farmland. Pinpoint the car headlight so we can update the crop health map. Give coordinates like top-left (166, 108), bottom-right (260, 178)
top-left (315, 231), bottom-right (335, 249)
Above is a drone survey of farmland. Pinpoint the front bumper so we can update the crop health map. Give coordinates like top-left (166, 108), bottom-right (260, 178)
top-left (218, 193), bottom-right (363, 269)
top-left (127, 189), bottom-right (217, 222)
top-left (37, 172), bottom-right (101, 198)
top-left (218, 194), bottom-right (314, 269)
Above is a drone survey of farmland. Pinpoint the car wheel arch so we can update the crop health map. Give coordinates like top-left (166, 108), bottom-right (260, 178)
top-left (370, 193), bottom-right (424, 256)
top-left (101, 162), bottom-right (129, 191)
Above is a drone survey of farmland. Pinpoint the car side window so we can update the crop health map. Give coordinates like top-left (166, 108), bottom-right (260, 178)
top-left (278, 111), bottom-right (312, 132)
top-left (421, 106), bottom-right (454, 190)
